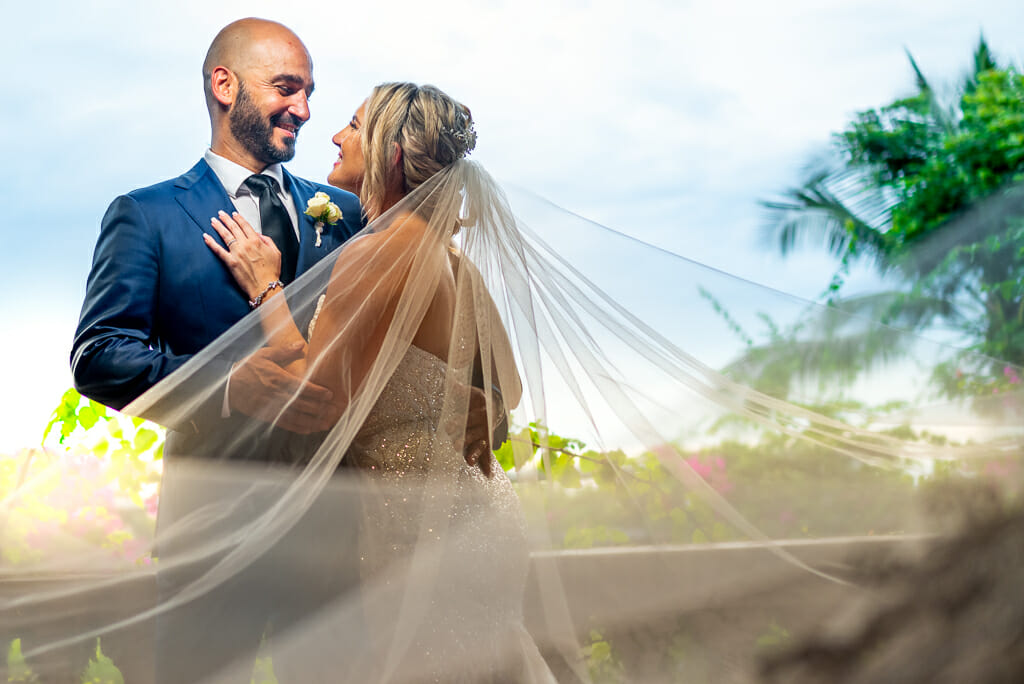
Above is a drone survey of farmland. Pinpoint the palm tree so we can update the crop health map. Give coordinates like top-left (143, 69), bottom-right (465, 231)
top-left (730, 36), bottom-right (1024, 399)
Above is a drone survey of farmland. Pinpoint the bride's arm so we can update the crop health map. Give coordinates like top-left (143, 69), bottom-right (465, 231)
top-left (306, 214), bottom-right (444, 417)
top-left (205, 211), bottom-right (309, 368)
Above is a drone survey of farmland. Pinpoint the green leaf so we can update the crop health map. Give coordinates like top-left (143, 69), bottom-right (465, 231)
top-left (43, 388), bottom-right (86, 444)
top-left (250, 654), bottom-right (279, 684)
top-left (80, 638), bottom-right (124, 684)
top-left (250, 625), bottom-right (279, 684)
top-left (78, 406), bottom-right (100, 430)
top-left (134, 428), bottom-right (159, 453)
top-left (755, 621), bottom-right (792, 652)
top-left (89, 400), bottom-right (109, 420)
top-left (7, 638), bottom-right (39, 683)
top-left (493, 438), bottom-right (516, 472)
top-left (60, 415), bottom-right (79, 442)
top-left (42, 388), bottom-right (82, 444)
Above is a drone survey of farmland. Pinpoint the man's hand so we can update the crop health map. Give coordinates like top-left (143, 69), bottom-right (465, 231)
top-left (228, 343), bottom-right (336, 434)
top-left (453, 385), bottom-right (505, 477)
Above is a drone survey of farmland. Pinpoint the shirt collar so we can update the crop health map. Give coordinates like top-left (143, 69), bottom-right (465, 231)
top-left (203, 149), bottom-right (287, 198)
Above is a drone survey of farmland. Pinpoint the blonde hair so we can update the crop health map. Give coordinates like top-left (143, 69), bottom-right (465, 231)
top-left (360, 82), bottom-right (476, 220)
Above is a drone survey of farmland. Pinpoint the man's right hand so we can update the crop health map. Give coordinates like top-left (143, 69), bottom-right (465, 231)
top-left (228, 343), bottom-right (336, 434)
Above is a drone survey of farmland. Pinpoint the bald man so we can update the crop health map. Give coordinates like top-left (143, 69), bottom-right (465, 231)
top-left (70, 19), bottom-right (363, 682)
top-left (72, 18), bottom-right (361, 433)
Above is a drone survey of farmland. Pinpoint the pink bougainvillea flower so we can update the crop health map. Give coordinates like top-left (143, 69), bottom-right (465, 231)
top-left (685, 456), bottom-right (713, 479)
top-left (685, 454), bottom-right (733, 494)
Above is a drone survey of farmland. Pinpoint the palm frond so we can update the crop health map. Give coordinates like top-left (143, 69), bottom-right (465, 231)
top-left (722, 325), bottom-right (910, 397)
top-left (905, 48), bottom-right (958, 133)
top-left (961, 35), bottom-right (999, 95)
top-left (814, 291), bottom-right (964, 332)
top-left (720, 291), bottom-right (966, 397)
top-left (973, 35), bottom-right (998, 76)
top-left (906, 49), bottom-right (932, 94)
top-left (761, 158), bottom-right (893, 268)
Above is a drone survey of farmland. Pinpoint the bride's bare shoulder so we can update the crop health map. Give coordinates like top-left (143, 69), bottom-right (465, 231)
top-left (381, 211), bottom-right (436, 240)
top-left (334, 212), bottom-right (433, 265)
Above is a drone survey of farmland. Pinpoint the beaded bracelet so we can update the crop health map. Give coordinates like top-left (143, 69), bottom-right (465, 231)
top-left (249, 280), bottom-right (284, 309)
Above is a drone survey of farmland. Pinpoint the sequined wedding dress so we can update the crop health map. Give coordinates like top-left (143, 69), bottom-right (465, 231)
top-left (346, 344), bottom-right (557, 684)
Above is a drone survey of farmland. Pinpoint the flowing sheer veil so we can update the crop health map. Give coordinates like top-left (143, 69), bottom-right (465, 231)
top-left (2, 158), bottom-right (1023, 682)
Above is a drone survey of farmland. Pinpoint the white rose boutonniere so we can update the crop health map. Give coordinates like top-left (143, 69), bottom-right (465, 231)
top-left (304, 191), bottom-right (343, 247)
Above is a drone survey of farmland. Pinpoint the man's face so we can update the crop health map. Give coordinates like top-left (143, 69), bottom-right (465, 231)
top-left (228, 38), bottom-right (314, 165)
top-left (229, 80), bottom-right (302, 164)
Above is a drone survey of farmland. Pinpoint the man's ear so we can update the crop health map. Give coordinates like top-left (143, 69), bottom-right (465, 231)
top-left (210, 66), bottom-right (237, 108)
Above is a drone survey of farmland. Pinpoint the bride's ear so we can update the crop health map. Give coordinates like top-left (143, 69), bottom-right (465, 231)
top-left (390, 142), bottom-right (404, 171)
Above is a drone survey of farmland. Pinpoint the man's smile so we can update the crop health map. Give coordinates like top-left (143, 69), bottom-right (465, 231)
top-left (273, 117), bottom-right (301, 138)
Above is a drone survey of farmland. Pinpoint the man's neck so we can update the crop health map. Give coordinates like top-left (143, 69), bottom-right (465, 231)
top-left (210, 138), bottom-right (267, 174)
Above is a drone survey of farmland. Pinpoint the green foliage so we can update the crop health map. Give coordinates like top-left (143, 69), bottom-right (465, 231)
top-left (499, 421), bottom-right (589, 486)
top-left (703, 289), bottom-right (925, 400)
top-left (80, 639), bottom-right (124, 684)
top-left (6, 639), bottom-right (39, 683)
top-left (763, 37), bottom-right (1024, 389)
top-left (754, 621), bottom-right (792, 653)
top-left (249, 628), bottom-right (279, 684)
top-left (6, 632), bottom-right (276, 684)
top-left (563, 524), bottom-right (629, 549)
top-left (583, 630), bottom-right (626, 684)
top-left (43, 388), bottom-right (104, 445)
top-left (507, 418), bottom-right (932, 549)
top-left (931, 360), bottom-right (1023, 406)
top-left (4, 638), bottom-right (125, 684)
top-left (250, 655), bottom-right (279, 684)
top-left (493, 434), bottom-right (517, 472)
top-left (1, 390), bottom-right (163, 566)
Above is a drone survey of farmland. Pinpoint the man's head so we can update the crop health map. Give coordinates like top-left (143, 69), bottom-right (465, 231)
top-left (203, 19), bottom-right (314, 172)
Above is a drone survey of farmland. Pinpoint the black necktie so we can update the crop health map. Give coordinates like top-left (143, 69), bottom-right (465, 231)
top-left (243, 174), bottom-right (299, 284)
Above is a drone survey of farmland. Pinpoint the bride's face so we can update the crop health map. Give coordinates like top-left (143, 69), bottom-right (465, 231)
top-left (328, 101), bottom-right (366, 193)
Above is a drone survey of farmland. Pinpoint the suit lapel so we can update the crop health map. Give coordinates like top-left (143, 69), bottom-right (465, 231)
top-left (286, 171), bottom-right (316, 275)
top-left (173, 163), bottom-right (344, 272)
top-left (174, 160), bottom-right (236, 246)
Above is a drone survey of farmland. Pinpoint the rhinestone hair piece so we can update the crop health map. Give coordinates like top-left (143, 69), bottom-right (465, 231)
top-left (444, 123), bottom-right (477, 157)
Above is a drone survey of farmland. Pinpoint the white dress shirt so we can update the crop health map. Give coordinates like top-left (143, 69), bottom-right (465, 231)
top-left (203, 149), bottom-right (301, 239)
top-left (203, 149), bottom-right (303, 416)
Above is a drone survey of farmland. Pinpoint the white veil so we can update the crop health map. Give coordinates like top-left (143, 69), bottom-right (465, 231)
top-left (2, 158), bottom-right (1022, 683)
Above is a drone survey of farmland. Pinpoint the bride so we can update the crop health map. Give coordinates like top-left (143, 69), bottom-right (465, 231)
top-left (204, 82), bottom-right (550, 682)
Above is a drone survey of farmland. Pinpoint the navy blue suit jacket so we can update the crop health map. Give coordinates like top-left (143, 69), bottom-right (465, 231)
top-left (71, 159), bottom-right (362, 436)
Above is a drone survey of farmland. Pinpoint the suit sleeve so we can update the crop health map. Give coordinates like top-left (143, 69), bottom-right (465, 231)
top-left (71, 195), bottom-right (195, 411)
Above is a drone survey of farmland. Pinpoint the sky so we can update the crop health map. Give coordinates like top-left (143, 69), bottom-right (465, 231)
top-left (2, 0), bottom-right (1023, 451)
